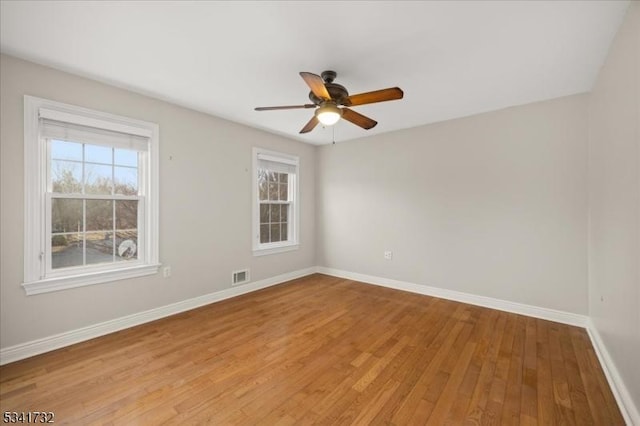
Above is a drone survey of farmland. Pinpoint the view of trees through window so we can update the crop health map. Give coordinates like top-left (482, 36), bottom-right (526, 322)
top-left (50, 140), bottom-right (139, 269)
top-left (258, 169), bottom-right (289, 244)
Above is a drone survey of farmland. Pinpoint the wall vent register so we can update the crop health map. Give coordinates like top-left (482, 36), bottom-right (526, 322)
top-left (232, 269), bottom-right (250, 285)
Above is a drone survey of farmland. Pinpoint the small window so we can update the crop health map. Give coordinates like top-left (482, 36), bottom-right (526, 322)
top-left (252, 148), bottom-right (299, 255)
top-left (23, 96), bottom-right (160, 295)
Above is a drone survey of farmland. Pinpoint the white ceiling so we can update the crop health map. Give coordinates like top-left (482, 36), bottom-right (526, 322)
top-left (0, 1), bottom-right (630, 145)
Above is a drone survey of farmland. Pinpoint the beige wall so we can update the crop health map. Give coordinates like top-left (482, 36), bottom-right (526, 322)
top-left (588, 1), bottom-right (640, 418)
top-left (0, 54), bottom-right (316, 348)
top-left (317, 94), bottom-right (589, 314)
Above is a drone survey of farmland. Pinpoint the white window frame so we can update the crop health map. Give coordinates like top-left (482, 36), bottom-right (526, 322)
top-left (252, 147), bottom-right (300, 256)
top-left (23, 96), bottom-right (160, 295)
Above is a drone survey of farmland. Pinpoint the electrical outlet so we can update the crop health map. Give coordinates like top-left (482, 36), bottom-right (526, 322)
top-left (384, 251), bottom-right (393, 260)
top-left (163, 266), bottom-right (171, 278)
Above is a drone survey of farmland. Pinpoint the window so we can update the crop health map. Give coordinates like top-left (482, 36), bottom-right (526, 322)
top-left (23, 96), bottom-right (159, 295)
top-left (252, 148), bottom-right (299, 255)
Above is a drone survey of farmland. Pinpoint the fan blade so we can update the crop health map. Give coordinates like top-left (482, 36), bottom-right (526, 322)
top-left (344, 87), bottom-right (403, 106)
top-left (341, 108), bottom-right (377, 130)
top-left (255, 104), bottom-right (315, 111)
top-left (299, 116), bottom-right (319, 134)
top-left (300, 72), bottom-right (331, 101)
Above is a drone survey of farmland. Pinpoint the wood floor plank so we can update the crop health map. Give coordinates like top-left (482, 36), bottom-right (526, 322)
top-left (463, 311), bottom-right (508, 425)
top-left (536, 318), bottom-right (556, 425)
top-left (501, 316), bottom-right (525, 424)
top-left (549, 323), bottom-right (577, 425)
top-left (375, 299), bottom-right (456, 421)
top-left (483, 312), bottom-right (518, 423)
top-left (520, 316), bottom-right (538, 424)
top-left (444, 306), bottom-right (496, 425)
top-left (390, 308), bottom-right (470, 424)
top-left (556, 328), bottom-right (588, 422)
top-left (570, 327), bottom-right (625, 425)
top-left (426, 341), bottom-right (477, 425)
top-left (351, 378), bottom-right (401, 425)
top-left (0, 274), bottom-right (624, 425)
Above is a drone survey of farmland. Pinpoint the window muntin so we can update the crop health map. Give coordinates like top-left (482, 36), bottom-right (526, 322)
top-left (253, 148), bottom-right (299, 255)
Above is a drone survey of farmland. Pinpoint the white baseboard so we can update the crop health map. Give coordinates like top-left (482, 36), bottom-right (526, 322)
top-left (316, 267), bottom-right (588, 327)
top-left (0, 267), bottom-right (316, 366)
top-left (586, 320), bottom-right (639, 426)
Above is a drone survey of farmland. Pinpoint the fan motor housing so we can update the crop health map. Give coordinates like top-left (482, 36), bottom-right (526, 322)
top-left (309, 83), bottom-right (349, 105)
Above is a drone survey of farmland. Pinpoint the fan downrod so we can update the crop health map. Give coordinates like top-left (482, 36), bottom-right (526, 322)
top-left (321, 70), bottom-right (337, 83)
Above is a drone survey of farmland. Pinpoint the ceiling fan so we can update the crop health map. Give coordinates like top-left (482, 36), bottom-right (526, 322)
top-left (255, 71), bottom-right (404, 134)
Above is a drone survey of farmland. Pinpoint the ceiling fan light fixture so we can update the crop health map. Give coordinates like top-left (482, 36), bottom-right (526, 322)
top-left (315, 103), bottom-right (342, 126)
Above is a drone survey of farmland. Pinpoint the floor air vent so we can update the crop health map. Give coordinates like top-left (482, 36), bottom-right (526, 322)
top-left (232, 269), bottom-right (250, 285)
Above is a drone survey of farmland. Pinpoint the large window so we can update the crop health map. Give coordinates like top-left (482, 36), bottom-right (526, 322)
top-left (252, 148), bottom-right (299, 255)
top-left (23, 96), bottom-right (159, 295)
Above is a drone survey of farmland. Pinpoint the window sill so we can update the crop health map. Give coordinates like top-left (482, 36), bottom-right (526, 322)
top-left (22, 263), bottom-right (161, 295)
top-left (252, 244), bottom-right (299, 257)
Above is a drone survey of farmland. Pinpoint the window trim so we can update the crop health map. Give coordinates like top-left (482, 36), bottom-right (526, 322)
top-left (23, 96), bottom-right (160, 295)
top-left (252, 147), bottom-right (300, 256)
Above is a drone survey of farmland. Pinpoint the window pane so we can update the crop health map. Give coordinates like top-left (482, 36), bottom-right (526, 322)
top-left (268, 182), bottom-right (278, 200)
top-left (51, 160), bottom-right (82, 193)
top-left (52, 198), bottom-right (82, 233)
top-left (85, 144), bottom-right (112, 165)
top-left (114, 148), bottom-right (138, 167)
top-left (280, 204), bottom-right (288, 222)
top-left (114, 166), bottom-right (138, 195)
top-left (51, 140), bottom-right (82, 161)
top-left (51, 233), bottom-right (83, 269)
top-left (86, 231), bottom-right (114, 265)
top-left (86, 200), bottom-right (113, 231)
top-left (260, 224), bottom-right (269, 243)
top-left (268, 171), bottom-right (277, 182)
top-left (270, 204), bottom-right (280, 222)
top-left (270, 224), bottom-right (281, 242)
top-left (278, 182), bottom-right (288, 201)
top-left (260, 204), bottom-right (269, 224)
top-left (259, 182), bottom-right (267, 201)
top-left (116, 230), bottom-right (138, 261)
top-left (115, 200), bottom-right (138, 230)
top-left (281, 224), bottom-right (288, 241)
top-left (85, 163), bottom-right (113, 194)
top-left (279, 173), bottom-right (288, 184)
top-left (258, 170), bottom-right (268, 201)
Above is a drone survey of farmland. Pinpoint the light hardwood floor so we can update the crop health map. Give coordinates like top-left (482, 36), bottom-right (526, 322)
top-left (0, 274), bottom-right (624, 425)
